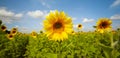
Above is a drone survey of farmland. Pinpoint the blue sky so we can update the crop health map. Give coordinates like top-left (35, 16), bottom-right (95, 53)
top-left (0, 0), bottom-right (120, 33)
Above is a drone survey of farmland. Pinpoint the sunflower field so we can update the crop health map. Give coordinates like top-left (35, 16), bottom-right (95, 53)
top-left (0, 11), bottom-right (120, 58)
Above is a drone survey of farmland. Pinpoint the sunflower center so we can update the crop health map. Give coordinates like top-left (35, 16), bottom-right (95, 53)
top-left (53, 22), bottom-right (62, 29)
top-left (101, 22), bottom-right (108, 28)
top-left (12, 31), bottom-right (16, 33)
top-left (72, 31), bottom-right (74, 33)
top-left (78, 25), bottom-right (81, 27)
top-left (1, 26), bottom-right (6, 29)
top-left (40, 31), bottom-right (43, 33)
top-left (9, 35), bottom-right (13, 38)
top-left (33, 34), bottom-right (36, 36)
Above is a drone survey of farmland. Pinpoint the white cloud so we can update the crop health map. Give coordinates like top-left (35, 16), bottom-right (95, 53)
top-left (1, 18), bottom-right (13, 24)
top-left (41, 1), bottom-right (50, 8)
top-left (73, 24), bottom-right (78, 28)
top-left (111, 0), bottom-right (120, 7)
top-left (15, 25), bottom-right (19, 28)
top-left (14, 13), bottom-right (23, 18)
top-left (40, 22), bottom-right (43, 26)
top-left (19, 27), bottom-right (29, 33)
top-left (0, 7), bottom-right (23, 24)
top-left (27, 10), bottom-right (47, 19)
top-left (40, 0), bottom-right (50, 8)
top-left (72, 17), bottom-right (77, 20)
top-left (0, 8), bottom-right (14, 17)
top-left (116, 24), bottom-right (120, 28)
top-left (110, 14), bottom-right (120, 20)
top-left (82, 18), bottom-right (94, 23)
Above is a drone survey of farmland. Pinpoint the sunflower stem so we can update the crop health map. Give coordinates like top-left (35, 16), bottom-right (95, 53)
top-left (110, 33), bottom-right (113, 48)
top-left (57, 41), bottom-right (61, 58)
top-left (110, 32), bottom-right (114, 58)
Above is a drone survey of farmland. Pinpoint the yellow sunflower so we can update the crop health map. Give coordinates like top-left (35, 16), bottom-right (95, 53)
top-left (10, 28), bottom-right (18, 35)
top-left (77, 24), bottom-right (82, 29)
top-left (96, 18), bottom-right (112, 33)
top-left (1, 25), bottom-right (7, 31)
top-left (111, 30), bottom-right (116, 34)
top-left (31, 31), bottom-right (37, 38)
top-left (12, 28), bottom-right (17, 31)
top-left (43, 10), bottom-right (73, 41)
top-left (7, 34), bottom-right (14, 40)
top-left (71, 30), bottom-right (76, 35)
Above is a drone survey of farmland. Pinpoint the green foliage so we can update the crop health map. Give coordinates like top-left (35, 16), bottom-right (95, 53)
top-left (24, 31), bottom-right (120, 58)
top-left (0, 28), bottom-right (120, 58)
top-left (0, 29), bottom-right (29, 58)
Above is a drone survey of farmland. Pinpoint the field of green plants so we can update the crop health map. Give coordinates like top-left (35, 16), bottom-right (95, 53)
top-left (0, 23), bottom-right (120, 58)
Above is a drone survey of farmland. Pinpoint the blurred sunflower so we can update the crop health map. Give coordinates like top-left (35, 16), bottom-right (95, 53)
top-left (12, 28), bottom-right (17, 31)
top-left (77, 24), bottom-right (82, 29)
top-left (112, 30), bottom-right (116, 34)
top-left (1, 25), bottom-right (7, 31)
top-left (31, 31), bottom-right (37, 38)
top-left (43, 10), bottom-right (73, 41)
top-left (40, 30), bottom-right (43, 34)
top-left (7, 34), bottom-right (14, 40)
top-left (96, 18), bottom-right (112, 33)
top-left (71, 30), bottom-right (75, 35)
top-left (10, 28), bottom-right (18, 35)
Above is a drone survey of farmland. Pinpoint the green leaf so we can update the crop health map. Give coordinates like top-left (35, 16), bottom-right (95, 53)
top-left (45, 53), bottom-right (57, 58)
top-left (98, 43), bottom-right (113, 58)
top-left (112, 50), bottom-right (120, 58)
top-left (67, 55), bottom-right (74, 58)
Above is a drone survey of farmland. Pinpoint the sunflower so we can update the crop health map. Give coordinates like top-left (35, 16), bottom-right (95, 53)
top-left (31, 31), bottom-right (37, 38)
top-left (71, 30), bottom-right (75, 35)
top-left (77, 24), bottom-right (82, 29)
top-left (111, 30), bottom-right (116, 34)
top-left (12, 28), bottom-right (17, 31)
top-left (11, 30), bottom-right (17, 35)
top-left (10, 28), bottom-right (18, 35)
top-left (1, 25), bottom-right (7, 31)
top-left (96, 18), bottom-right (112, 33)
top-left (40, 30), bottom-right (43, 34)
top-left (7, 34), bottom-right (14, 40)
top-left (43, 10), bottom-right (73, 41)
